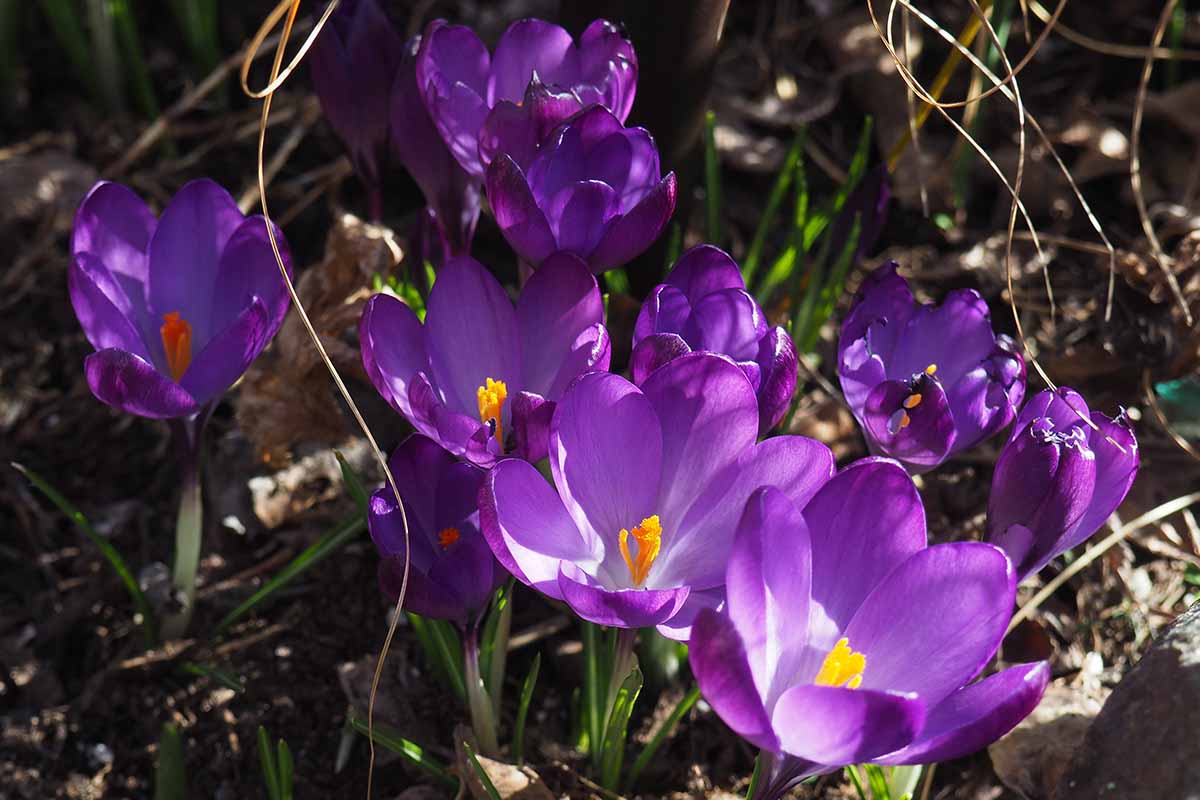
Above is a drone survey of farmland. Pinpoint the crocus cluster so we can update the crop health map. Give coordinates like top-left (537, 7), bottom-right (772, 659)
top-left (68, 8), bottom-right (1146, 792)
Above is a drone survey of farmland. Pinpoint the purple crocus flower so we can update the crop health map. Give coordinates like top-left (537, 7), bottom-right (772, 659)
top-left (416, 17), bottom-right (637, 179)
top-left (632, 245), bottom-right (798, 435)
top-left (838, 262), bottom-right (1026, 472)
top-left (309, 0), bottom-right (402, 215)
top-left (368, 434), bottom-right (502, 622)
top-left (479, 353), bottom-right (834, 639)
top-left (987, 387), bottom-right (1139, 581)
top-left (69, 180), bottom-right (292, 419)
top-left (487, 105), bottom-right (677, 273)
top-left (689, 462), bottom-right (1049, 798)
top-left (359, 252), bottom-right (610, 467)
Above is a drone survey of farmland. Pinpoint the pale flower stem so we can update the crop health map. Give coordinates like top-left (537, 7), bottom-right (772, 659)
top-left (162, 459), bottom-right (202, 640)
top-left (464, 624), bottom-right (500, 757)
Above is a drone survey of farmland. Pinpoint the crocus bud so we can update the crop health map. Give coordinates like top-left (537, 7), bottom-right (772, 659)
top-left (838, 262), bottom-right (1026, 472)
top-left (486, 105), bottom-right (677, 272)
top-left (986, 388), bottom-right (1139, 581)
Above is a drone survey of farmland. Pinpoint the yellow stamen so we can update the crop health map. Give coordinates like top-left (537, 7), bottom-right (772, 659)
top-left (924, 363), bottom-right (938, 376)
top-left (618, 515), bottom-right (662, 587)
top-left (903, 393), bottom-right (923, 410)
top-left (160, 311), bottom-right (192, 382)
top-left (898, 411), bottom-right (911, 429)
top-left (815, 637), bottom-right (866, 689)
top-left (476, 378), bottom-right (508, 446)
top-left (437, 527), bottom-right (460, 550)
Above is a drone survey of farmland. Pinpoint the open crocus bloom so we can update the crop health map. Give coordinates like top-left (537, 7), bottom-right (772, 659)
top-left (689, 462), bottom-right (1049, 798)
top-left (479, 353), bottom-right (834, 638)
top-left (416, 17), bottom-right (636, 179)
top-left (368, 434), bottom-right (503, 623)
top-left (69, 180), bottom-right (292, 419)
top-left (487, 105), bottom-right (677, 273)
top-left (987, 387), bottom-right (1138, 581)
top-left (632, 245), bottom-right (798, 435)
top-left (359, 252), bottom-right (610, 467)
top-left (838, 262), bottom-right (1026, 473)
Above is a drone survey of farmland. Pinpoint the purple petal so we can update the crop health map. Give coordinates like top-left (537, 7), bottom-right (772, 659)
top-left (359, 293), bottom-right (429, 421)
top-left (487, 155), bottom-right (557, 266)
top-left (510, 392), bottom-right (554, 463)
top-left (210, 215), bottom-right (292, 336)
top-left (588, 172), bottom-right (677, 272)
top-left (725, 488), bottom-right (813, 707)
top-left (839, 262), bottom-right (914, 372)
top-left (1070, 411), bottom-right (1138, 545)
top-left (863, 377), bottom-right (956, 471)
top-left (426, 529), bottom-right (503, 621)
top-left (516, 251), bottom-right (606, 397)
top-left (942, 340), bottom-right (1026, 452)
top-left (558, 562), bottom-right (689, 628)
top-left (634, 285), bottom-right (692, 344)
top-left (576, 19), bottom-right (638, 121)
top-left (179, 297), bottom-right (270, 405)
top-left (84, 348), bottom-right (198, 418)
top-left (630, 333), bottom-right (693, 385)
top-left (888, 289), bottom-right (997, 383)
top-left (586, 127), bottom-right (660, 208)
top-left (804, 458), bottom-right (926, 651)
top-left (481, 458), bottom-right (600, 598)
top-left (756, 326), bottom-right (799, 435)
top-left (549, 181), bottom-right (617, 258)
top-left (681, 288), bottom-right (767, 361)
top-left (771, 684), bottom-right (925, 765)
top-left (415, 20), bottom-right (490, 177)
top-left (844, 542), bottom-right (1016, 707)
top-left (549, 372), bottom-right (662, 571)
top-left (689, 609), bottom-right (779, 752)
top-left (655, 586), bottom-right (724, 642)
top-left (69, 253), bottom-right (151, 359)
top-left (478, 80), bottom-right (584, 171)
top-left (418, 384), bottom-right (497, 467)
top-left (378, 556), bottom-right (465, 620)
top-left (423, 256), bottom-right (520, 419)
top-left (877, 661), bottom-right (1050, 765)
top-left (666, 245), bottom-right (746, 301)
top-left (487, 19), bottom-right (575, 103)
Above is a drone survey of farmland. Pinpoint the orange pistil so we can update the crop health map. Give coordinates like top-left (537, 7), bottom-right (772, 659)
top-left (160, 312), bottom-right (192, 382)
top-left (437, 527), bottom-right (460, 550)
top-left (619, 515), bottom-right (662, 587)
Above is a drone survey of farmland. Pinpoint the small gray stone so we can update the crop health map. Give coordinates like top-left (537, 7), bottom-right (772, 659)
top-left (1055, 600), bottom-right (1200, 800)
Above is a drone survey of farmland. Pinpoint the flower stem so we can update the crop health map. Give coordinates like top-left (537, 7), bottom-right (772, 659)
top-left (463, 623), bottom-right (500, 757)
top-left (605, 628), bottom-right (638, 717)
top-left (162, 456), bottom-right (202, 639)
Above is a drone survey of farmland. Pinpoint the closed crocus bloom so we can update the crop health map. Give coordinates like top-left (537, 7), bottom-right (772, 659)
top-left (689, 463), bottom-right (1049, 799)
top-left (309, 0), bottom-right (403, 212)
top-left (986, 387), bottom-right (1138, 581)
top-left (359, 252), bottom-right (610, 467)
top-left (632, 245), bottom-right (798, 435)
top-left (416, 17), bottom-right (637, 179)
top-left (479, 353), bottom-right (833, 639)
top-left (838, 262), bottom-right (1025, 473)
top-left (487, 105), bottom-right (677, 272)
top-left (369, 434), bottom-right (503, 622)
top-left (69, 180), bottom-right (292, 419)
top-left (392, 34), bottom-right (481, 257)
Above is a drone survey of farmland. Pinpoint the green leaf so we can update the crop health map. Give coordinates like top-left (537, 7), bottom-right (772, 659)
top-left (865, 763), bottom-right (891, 799)
top-left (180, 661), bottom-right (245, 693)
top-left (462, 740), bottom-right (503, 800)
top-left (155, 724), bottom-right (186, 800)
top-left (276, 739), bottom-right (294, 800)
top-left (664, 223), bottom-right (683, 269)
top-left (408, 613), bottom-right (467, 703)
top-left (214, 514), bottom-right (365, 636)
top-left (109, 0), bottom-right (159, 120)
top-left (348, 716), bottom-right (458, 789)
top-left (582, 621), bottom-right (604, 762)
top-left (13, 463), bottom-right (156, 646)
top-left (704, 109), bottom-right (722, 244)
top-left (335, 450), bottom-right (370, 515)
top-left (258, 726), bottom-right (280, 800)
top-left (599, 667), bottom-right (643, 790)
top-left (513, 652), bottom-right (541, 766)
top-left (743, 131), bottom-right (805, 287)
top-left (625, 684), bottom-right (700, 792)
top-left (606, 268), bottom-right (631, 296)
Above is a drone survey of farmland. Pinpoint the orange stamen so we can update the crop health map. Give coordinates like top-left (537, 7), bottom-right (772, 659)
top-left (437, 527), bottom-right (460, 550)
top-left (160, 312), bottom-right (192, 382)
top-left (815, 637), bottom-right (866, 689)
top-left (476, 378), bottom-right (508, 447)
top-left (619, 515), bottom-right (662, 587)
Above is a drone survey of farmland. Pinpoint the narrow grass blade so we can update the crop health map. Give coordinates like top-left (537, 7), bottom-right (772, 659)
top-left (462, 740), bottom-right (503, 800)
top-left (109, 0), bottom-right (158, 119)
top-left (624, 685), bottom-right (700, 792)
top-left (40, 0), bottom-right (98, 101)
top-left (605, 268), bottom-right (631, 296)
top-left (600, 667), bottom-right (643, 790)
top-left (214, 513), bottom-right (365, 636)
top-left (797, 215), bottom-right (861, 353)
top-left (181, 661), bottom-right (245, 693)
top-left (13, 463), bottom-right (156, 645)
top-left (513, 652), bottom-right (541, 766)
top-left (276, 739), bottom-right (294, 800)
top-left (742, 131), bottom-right (805, 287)
top-left (479, 580), bottom-right (513, 715)
top-left (155, 724), bottom-right (186, 800)
top-left (85, 0), bottom-right (124, 111)
top-left (802, 118), bottom-right (873, 251)
top-left (408, 613), bottom-right (467, 703)
top-left (582, 621), bottom-right (603, 761)
top-left (865, 763), bottom-right (891, 799)
top-left (258, 726), bottom-right (281, 800)
top-left (704, 109), bottom-right (722, 244)
top-left (745, 754), bottom-right (762, 800)
top-left (335, 450), bottom-right (370, 515)
top-left (347, 716), bottom-right (458, 789)
top-left (847, 765), bottom-right (870, 800)
top-left (664, 223), bottom-right (683, 269)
